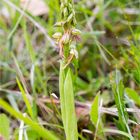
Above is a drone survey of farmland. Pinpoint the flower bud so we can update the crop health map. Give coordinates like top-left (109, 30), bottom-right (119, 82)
top-left (63, 7), bottom-right (68, 18)
top-left (60, 3), bottom-right (64, 10)
top-left (68, 3), bottom-right (73, 10)
top-left (66, 13), bottom-right (73, 23)
top-left (72, 9), bottom-right (75, 16)
top-left (72, 17), bottom-right (77, 25)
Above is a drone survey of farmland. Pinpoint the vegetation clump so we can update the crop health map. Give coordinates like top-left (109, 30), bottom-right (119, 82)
top-left (0, 0), bottom-right (140, 140)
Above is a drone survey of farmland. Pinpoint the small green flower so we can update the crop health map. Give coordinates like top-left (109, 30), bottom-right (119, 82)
top-left (62, 32), bottom-right (70, 44)
top-left (70, 44), bottom-right (78, 59)
top-left (66, 13), bottom-right (73, 23)
top-left (72, 28), bottom-right (81, 35)
top-left (54, 21), bottom-right (65, 27)
top-left (52, 32), bottom-right (62, 39)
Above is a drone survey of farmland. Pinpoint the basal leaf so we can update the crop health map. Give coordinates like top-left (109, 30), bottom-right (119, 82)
top-left (0, 114), bottom-right (10, 140)
top-left (64, 69), bottom-right (78, 140)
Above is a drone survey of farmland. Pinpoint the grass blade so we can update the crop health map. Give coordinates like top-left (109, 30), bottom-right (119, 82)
top-left (104, 128), bottom-right (134, 140)
top-left (0, 99), bottom-right (59, 140)
top-left (90, 93), bottom-right (99, 126)
top-left (0, 114), bottom-right (10, 140)
top-left (111, 70), bottom-right (133, 139)
top-left (90, 93), bottom-right (105, 140)
top-left (16, 77), bottom-right (33, 119)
